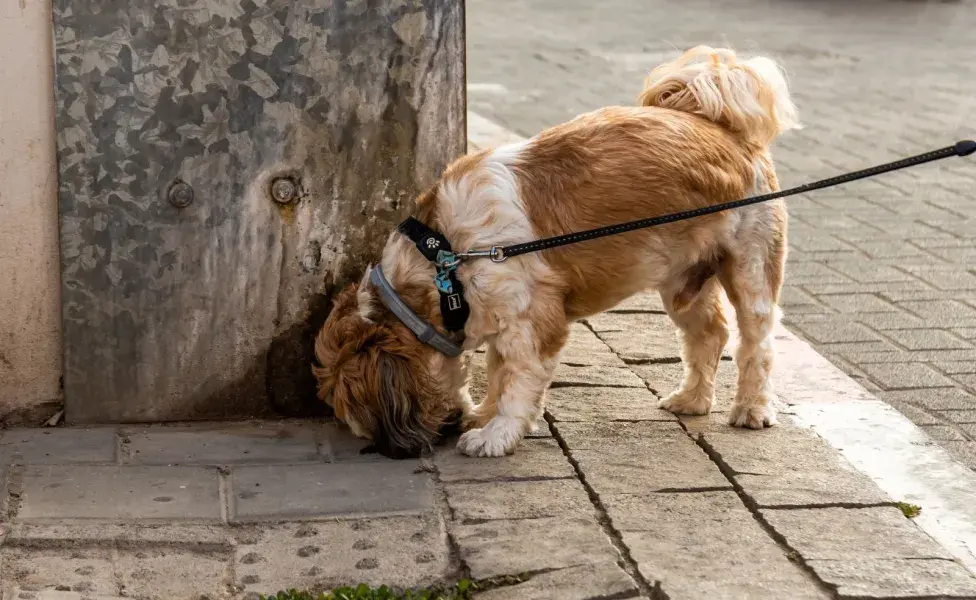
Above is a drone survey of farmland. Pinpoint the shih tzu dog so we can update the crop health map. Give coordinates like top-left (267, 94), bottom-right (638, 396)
top-left (313, 46), bottom-right (800, 458)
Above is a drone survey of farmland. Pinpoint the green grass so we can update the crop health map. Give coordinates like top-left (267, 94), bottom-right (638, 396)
top-left (897, 501), bottom-right (922, 519)
top-left (261, 580), bottom-right (474, 600)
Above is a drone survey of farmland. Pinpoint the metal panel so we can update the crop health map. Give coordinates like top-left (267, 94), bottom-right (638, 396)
top-left (53, 0), bottom-right (466, 422)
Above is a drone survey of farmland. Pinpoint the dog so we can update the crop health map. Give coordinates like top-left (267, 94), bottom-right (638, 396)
top-left (313, 46), bottom-right (800, 458)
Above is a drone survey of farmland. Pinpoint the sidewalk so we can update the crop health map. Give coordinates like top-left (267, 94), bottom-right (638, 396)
top-left (3, 283), bottom-right (976, 598)
top-left (4, 114), bottom-right (976, 599)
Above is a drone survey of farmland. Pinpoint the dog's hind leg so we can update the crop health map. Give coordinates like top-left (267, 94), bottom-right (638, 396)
top-left (658, 268), bottom-right (729, 416)
top-left (719, 204), bottom-right (787, 429)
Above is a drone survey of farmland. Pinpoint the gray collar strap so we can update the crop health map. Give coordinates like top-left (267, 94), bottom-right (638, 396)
top-left (369, 265), bottom-right (463, 357)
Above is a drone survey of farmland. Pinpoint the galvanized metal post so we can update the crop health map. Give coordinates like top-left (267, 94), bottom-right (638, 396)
top-left (53, 0), bottom-right (466, 422)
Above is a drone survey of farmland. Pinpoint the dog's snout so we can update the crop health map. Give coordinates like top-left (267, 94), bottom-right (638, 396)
top-left (361, 439), bottom-right (424, 460)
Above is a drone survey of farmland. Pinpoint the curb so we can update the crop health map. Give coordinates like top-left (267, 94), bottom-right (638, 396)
top-left (465, 109), bottom-right (976, 576)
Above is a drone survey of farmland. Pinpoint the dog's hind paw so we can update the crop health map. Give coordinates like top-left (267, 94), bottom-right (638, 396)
top-left (728, 400), bottom-right (777, 429)
top-left (457, 416), bottom-right (522, 457)
top-left (658, 389), bottom-right (713, 416)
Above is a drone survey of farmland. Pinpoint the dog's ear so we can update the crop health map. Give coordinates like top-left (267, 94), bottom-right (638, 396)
top-left (371, 352), bottom-right (441, 459)
top-left (312, 282), bottom-right (378, 412)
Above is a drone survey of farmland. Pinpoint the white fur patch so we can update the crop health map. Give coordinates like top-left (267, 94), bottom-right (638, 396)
top-left (753, 298), bottom-right (772, 316)
top-left (436, 141), bottom-right (552, 323)
top-left (356, 266), bottom-right (376, 321)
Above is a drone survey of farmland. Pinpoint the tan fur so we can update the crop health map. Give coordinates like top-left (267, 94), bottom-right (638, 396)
top-left (313, 46), bottom-right (799, 457)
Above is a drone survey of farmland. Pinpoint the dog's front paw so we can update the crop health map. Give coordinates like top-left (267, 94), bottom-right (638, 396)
top-left (658, 389), bottom-right (713, 415)
top-left (457, 416), bottom-right (522, 457)
top-left (728, 399), bottom-right (777, 429)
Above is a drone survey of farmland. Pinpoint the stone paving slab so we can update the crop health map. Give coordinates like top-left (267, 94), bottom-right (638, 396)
top-left (606, 292), bottom-right (666, 313)
top-left (763, 507), bottom-right (951, 561)
top-left (119, 426), bottom-right (320, 465)
top-left (234, 516), bottom-right (451, 597)
top-left (115, 547), bottom-right (230, 599)
top-left (2, 522), bottom-right (233, 548)
top-left (0, 429), bottom-right (117, 465)
top-left (317, 421), bottom-right (390, 463)
top-left (443, 479), bottom-right (594, 522)
top-left (559, 323), bottom-right (626, 367)
top-left (230, 462), bottom-right (433, 522)
top-left (554, 421), bottom-right (730, 493)
top-left (0, 548), bottom-right (118, 596)
top-left (610, 492), bottom-right (828, 599)
top-left (806, 559), bottom-right (976, 599)
top-left (551, 364), bottom-right (645, 388)
top-left (471, 563), bottom-right (638, 600)
top-left (452, 516), bottom-right (620, 581)
top-left (585, 312), bottom-right (675, 334)
top-left (682, 413), bottom-right (892, 507)
top-left (434, 438), bottom-right (574, 483)
top-left (879, 388), bottom-right (976, 412)
top-left (18, 465), bottom-right (222, 522)
top-left (591, 330), bottom-right (680, 364)
top-left (630, 362), bottom-right (739, 412)
top-left (2, 591), bottom-right (126, 600)
top-left (585, 313), bottom-right (733, 364)
top-left (545, 387), bottom-right (676, 422)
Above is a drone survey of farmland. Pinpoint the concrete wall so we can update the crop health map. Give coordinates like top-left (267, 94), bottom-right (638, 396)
top-left (0, 0), bottom-right (63, 422)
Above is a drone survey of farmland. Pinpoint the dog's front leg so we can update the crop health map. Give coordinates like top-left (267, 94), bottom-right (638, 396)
top-left (461, 345), bottom-right (502, 431)
top-left (457, 324), bottom-right (556, 458)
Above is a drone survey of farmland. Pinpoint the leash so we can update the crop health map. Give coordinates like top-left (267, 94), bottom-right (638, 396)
top-left (388, 139), bottom-right (974, 356)
top-left (454, 139), bottom-right (976, 263)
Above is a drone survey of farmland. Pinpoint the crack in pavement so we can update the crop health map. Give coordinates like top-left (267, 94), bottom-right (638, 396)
top-left (544, 411), bottom-right (660, 600)
top-left (578, 316), bottom-right (834, 598)
top-left (438, 475), bottom-right (577, 484)
top-left (760, 502), bottom-right (900, 510)
top-left (549, 382), bottom-right (644, 390)
top-left (428, 458), bottom-right (472, 584)
top-left (688, 431), bottom-right (841, 599)
top-left (470, 564), bottom-right (646, 598)
top-left (651, 486), bottom-right (736, 494)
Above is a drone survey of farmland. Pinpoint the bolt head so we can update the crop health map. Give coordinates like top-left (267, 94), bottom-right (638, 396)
top-left (271, 178), bottom-right (298, 204)
top-left (167, 181), bottom-right (193, 208)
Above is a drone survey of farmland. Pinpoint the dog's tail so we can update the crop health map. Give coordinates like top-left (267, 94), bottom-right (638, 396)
top-left (637, 46), bottom-right (800, 145)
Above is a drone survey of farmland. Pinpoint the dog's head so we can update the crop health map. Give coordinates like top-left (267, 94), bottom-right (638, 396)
top-left (312, 270), bottom-right (462, 459)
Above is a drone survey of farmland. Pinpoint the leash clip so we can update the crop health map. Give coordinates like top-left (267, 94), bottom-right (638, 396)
top-left (457, 246), bottom-right (507, 263)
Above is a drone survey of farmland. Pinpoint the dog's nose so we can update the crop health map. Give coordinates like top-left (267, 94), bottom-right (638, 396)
top-left (360, 440), bottom-right (423, 460)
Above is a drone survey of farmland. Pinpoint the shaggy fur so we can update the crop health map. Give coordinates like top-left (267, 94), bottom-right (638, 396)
top-left (313, 46), bottom-right (800, 458)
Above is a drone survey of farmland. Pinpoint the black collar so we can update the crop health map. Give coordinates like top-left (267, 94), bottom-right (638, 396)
top-left (392, 216), bottom-right (471, 344)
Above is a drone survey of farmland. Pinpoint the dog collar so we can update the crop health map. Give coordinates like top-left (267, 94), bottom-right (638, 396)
top-left (369, 265), bottom-right (463, 357)
top-left (396, 217), bottom-right (471, 335)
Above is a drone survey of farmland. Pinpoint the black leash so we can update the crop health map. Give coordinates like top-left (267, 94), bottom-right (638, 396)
top-left (456, 140), bottom-right (976, 263)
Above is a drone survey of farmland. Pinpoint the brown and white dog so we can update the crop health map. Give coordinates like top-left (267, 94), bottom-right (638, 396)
top-left (313, 46), bottom-right (800, 458)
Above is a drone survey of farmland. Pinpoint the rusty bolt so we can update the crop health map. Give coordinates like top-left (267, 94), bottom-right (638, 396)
top-left (271, 178), bottom-right (298, 204)
top-left (167, 181), bottom-right (194, 208)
